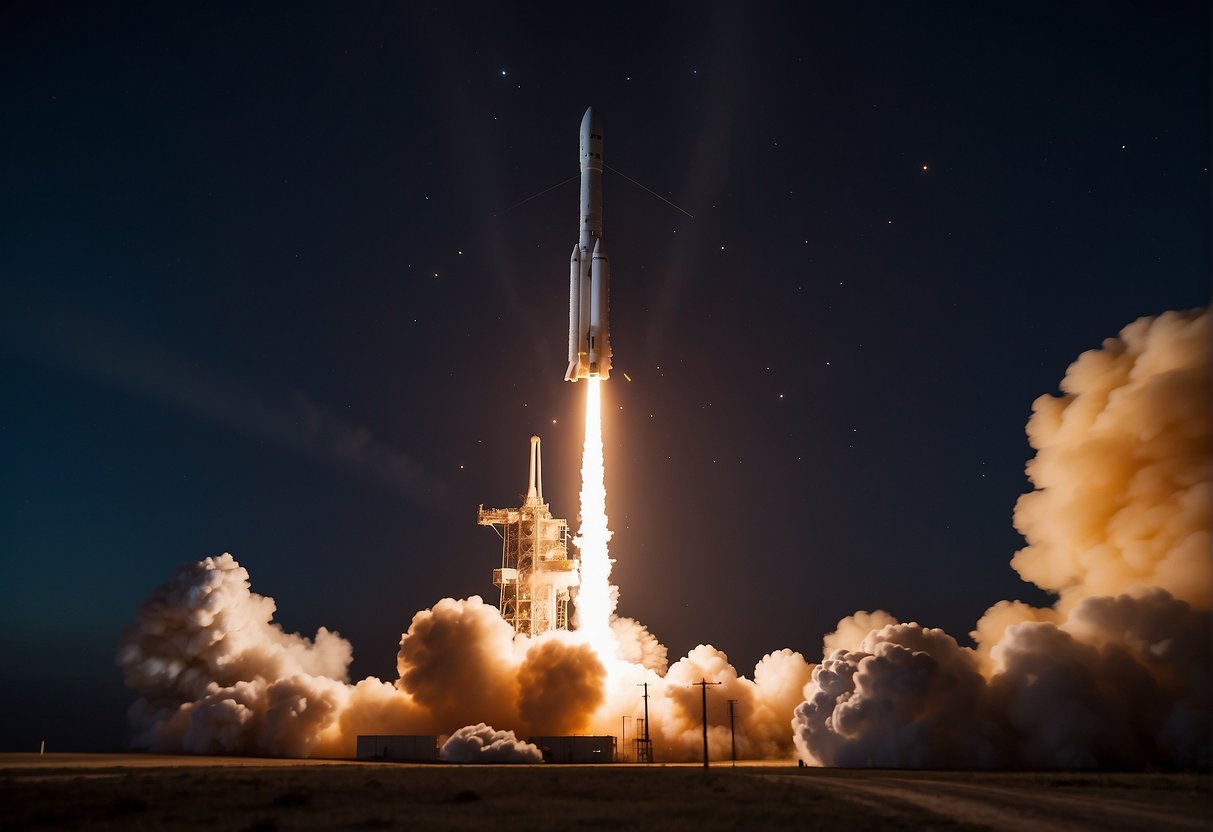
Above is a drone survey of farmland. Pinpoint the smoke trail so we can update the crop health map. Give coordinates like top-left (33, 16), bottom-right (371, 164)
top-left (572, 378), bottom-right (618, 660)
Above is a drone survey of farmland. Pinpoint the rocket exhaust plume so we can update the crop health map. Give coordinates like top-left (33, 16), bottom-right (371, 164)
top-left (572, 377), bottom-right (618, 661)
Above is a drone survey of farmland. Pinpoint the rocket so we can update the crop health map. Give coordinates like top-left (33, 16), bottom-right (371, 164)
top-left (565, 106), bottom-right (612, 382)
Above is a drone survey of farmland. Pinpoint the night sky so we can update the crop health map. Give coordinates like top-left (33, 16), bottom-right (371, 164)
top-left (1, 2), bottom-right (1208, 752)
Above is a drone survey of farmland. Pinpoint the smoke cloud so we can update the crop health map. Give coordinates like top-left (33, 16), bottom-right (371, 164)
top-left (517, 638), bottom-right (606, 734)
top-left (395, 596), bottom-right (523, 731)
top-left (440, 724), bottom-right (543, 764)
top-left (117, 553), bottom-right (810, 760)
top-left (611, 616), bottom-right (669, 673)
top-left (793, 308), bottom-right (1210, 769)
top-left (1011, 309), bottom-right (1210, 609)
top-left (118, 308), bottom-right (1208, 769)
top-left (116, 553), bottom-right (356, 756)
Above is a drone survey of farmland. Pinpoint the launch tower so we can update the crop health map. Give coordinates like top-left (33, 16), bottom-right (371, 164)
top-left (478, 436), bottom-right (579, 636)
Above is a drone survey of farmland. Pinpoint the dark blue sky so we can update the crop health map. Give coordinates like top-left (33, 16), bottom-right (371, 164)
top-left (1, 2), bottom-right (1208, 751)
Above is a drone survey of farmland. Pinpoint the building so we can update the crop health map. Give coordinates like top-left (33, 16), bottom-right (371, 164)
top-left (356, 735), bottom-right (440, 762)
top-left (529, 735), bottom-right (615, 764)
top-left (478, 436), bottom-right (579, 637)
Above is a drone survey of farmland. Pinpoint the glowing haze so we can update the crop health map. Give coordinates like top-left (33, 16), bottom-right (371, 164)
top-left (117, 309), bottom-right (1209, 768)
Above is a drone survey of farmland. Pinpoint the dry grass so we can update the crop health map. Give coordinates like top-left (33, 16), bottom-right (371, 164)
top-left (0, 755), bottom-right (1207, 831)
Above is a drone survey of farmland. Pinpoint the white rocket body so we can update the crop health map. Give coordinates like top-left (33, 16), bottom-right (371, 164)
top-left (565, 106), bottom-right (612, 382)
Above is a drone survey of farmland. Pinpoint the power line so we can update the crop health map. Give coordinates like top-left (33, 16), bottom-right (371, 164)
top-left (692, 678), bottom-right (722, 770)
top-left (636, 682), bottom-right (652, 763)
top-left (498, 173), bottom-right (580, 215)
top-left (606, 164), bottom-right (695, 219)
top-left (727, 699), bottom-right (738, 767)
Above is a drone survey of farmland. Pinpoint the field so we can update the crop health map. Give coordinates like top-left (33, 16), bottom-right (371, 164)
top-left (1, 754), bottom-right (1208, 831)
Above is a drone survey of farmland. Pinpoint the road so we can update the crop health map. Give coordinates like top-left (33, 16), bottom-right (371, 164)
top-left (760, 771), bottom-right (1209, 831)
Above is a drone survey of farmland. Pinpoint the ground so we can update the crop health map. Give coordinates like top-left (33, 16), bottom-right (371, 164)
top-left (1, 754), bottom-right (1208, 831)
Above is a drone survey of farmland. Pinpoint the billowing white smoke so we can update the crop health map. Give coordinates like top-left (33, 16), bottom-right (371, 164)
top-left (116, 554), bottom-right (357, 757)
top-left (118, 557), bottom-right (809, 759)
top-left (119, 308), bottom-right (1206, 768)
top-left (440, 724), bottom-right (542, 764)
top-left (647, 645), bottom-right (813, 761)
top-left (793, 308), bottom-right (1211, 769)
top-left (611, 617), bottom-right (669, 673)
top-left (793, 620), bottom-right (1011, 768)
top-left (1012, 310), bottom-right (1210, 610)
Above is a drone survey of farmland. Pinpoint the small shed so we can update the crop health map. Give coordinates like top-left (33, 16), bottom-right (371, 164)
top-left (356, 735), bottom-right (440, 762)
top-left (528, 735), bottom-right (615, 764)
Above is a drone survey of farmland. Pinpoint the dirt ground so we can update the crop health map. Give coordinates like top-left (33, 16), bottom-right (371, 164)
top-left (1, 754), bottom-right (1208, 831)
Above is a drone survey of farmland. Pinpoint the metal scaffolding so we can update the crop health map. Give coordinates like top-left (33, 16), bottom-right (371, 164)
top-left (478, 436), bottom-right (578, 637)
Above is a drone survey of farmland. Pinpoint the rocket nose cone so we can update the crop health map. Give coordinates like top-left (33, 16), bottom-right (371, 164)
top-left (581, 106), bottom-right (600, 137)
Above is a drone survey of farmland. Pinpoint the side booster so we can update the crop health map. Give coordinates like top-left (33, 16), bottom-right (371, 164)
top-left (565, 106), bottom-right (612, 382)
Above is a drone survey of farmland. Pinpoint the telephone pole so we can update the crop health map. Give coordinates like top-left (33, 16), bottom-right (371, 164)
top-left (636, 682), bottom-right (652, 763)
top-left (727, 699), bottom-right (738, 767)
top-left (693, 678), bottom-right (722, 770)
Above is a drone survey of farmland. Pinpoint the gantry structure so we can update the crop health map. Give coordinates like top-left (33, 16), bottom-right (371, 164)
top-left (477, 436), bottom-right (579, 636)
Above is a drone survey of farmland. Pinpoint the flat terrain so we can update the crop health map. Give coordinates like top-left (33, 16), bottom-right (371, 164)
top-left (0, 754), bottom-right (1208, 831)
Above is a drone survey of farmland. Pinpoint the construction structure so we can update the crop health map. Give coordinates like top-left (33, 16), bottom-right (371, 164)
top-left (478, 436), bottom-right (579, 637)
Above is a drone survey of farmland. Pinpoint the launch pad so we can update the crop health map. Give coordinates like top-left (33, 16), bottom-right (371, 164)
top-left (478, 436), bottom-right (579, 637)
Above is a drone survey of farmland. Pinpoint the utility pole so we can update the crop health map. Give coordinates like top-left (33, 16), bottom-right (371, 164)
top-left (637, 682), bottom-right (652, 763)
top-left (693, 678), bottom-right (722, 770)
top-left (727, 700), bottom-right (738, 767)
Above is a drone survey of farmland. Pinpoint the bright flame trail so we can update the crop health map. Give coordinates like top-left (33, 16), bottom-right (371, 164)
top-left (573, 378), bottom-right (617, 660)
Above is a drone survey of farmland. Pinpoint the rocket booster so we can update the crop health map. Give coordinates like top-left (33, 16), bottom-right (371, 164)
top-left (565, 106), bottom-right (611, 382)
